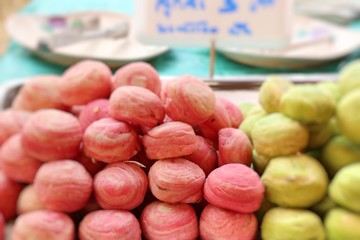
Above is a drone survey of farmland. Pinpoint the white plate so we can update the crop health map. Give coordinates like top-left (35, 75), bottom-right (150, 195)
top-left (218, 16), bottom-right (360, 69)
top-left (0, 77), bottom-right (259, 111)
top-left (5, 11), bottom-right (170, 68)
top-left (0, 79), bottom-right (24, 109)
top-left (2, 71), bottom-right (342, 110)
top-left (1, 72), bottom-right (341, 110)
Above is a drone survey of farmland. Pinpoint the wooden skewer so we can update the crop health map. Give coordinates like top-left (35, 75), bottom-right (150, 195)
top-left (209, 39), bottom-right (216, 81)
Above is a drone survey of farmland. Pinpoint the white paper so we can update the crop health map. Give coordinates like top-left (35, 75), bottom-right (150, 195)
top-left (134, 0), bottom-right (293, 49)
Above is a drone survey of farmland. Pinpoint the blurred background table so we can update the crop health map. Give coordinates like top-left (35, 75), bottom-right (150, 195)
top-left (0, 0), bottom-right (28, 53)
top-left (1, 0), bottom-right (360, 83)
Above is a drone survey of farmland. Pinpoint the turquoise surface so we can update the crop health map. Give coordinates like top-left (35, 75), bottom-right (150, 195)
top-left (1, 0), bottom-right (360, 83)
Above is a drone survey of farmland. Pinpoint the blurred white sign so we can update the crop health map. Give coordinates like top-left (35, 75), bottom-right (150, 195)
top-left (134, 0), bottom-right (293, 49)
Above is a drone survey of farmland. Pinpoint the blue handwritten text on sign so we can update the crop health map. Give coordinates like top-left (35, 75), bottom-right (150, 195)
top-left (155, 0), bottom-right (276, 36)
top-left (134, 0), bottom-right (290, 49)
